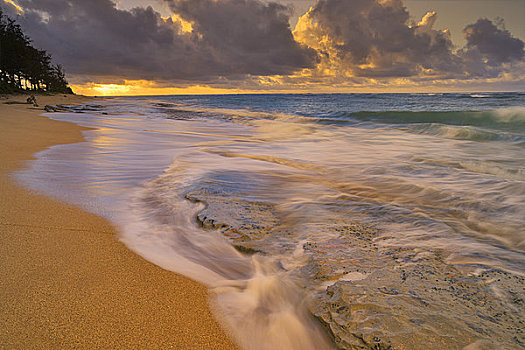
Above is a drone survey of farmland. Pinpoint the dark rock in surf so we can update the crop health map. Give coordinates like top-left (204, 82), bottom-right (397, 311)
top-left (26, 95), bottom-right (38, 106)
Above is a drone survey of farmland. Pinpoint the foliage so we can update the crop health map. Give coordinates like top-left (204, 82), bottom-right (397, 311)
top-left (0, 8), bottom-right (73, 94)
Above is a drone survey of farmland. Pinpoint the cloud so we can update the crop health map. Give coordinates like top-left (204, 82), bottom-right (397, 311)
top-left (293, 0), bottom-right (524, 80)
top-left (462, 18), bottom-right (524, 66)
top-left (164, 0), bottom-right (318, 76)
top-left (2, 0), bottom-right (524, 89)
top-left (1, 0), bottom-right (21, 15)
top-left (7, 0), bottom-right (316, 82)
top-left (293, 0), bottom-right (460, 78)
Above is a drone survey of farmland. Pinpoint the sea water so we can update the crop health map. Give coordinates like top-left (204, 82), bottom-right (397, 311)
top-left (18, 93), bottom-right (525, 349)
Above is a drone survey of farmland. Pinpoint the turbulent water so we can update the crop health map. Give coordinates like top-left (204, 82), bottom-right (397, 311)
top-left (18, 93), bottom-right (525, 349)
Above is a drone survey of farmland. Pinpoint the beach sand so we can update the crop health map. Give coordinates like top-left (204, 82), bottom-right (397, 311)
top-left (0, 94), bottom-right (238, 349)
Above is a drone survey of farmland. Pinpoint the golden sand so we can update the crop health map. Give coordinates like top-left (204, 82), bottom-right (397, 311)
top-left (0, 94), bottom-right (238, 349)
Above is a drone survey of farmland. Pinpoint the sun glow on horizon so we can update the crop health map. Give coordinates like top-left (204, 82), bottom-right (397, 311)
top-left (90, 84), bottom-right (132, 95)
top-left (70, 79), bottom-right (525, 97)
top-left (70, 81), bottom-right (268, 96)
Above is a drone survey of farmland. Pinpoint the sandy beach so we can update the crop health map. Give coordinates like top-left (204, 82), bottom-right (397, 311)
top-left (0, 94), bottom-right (238, 349)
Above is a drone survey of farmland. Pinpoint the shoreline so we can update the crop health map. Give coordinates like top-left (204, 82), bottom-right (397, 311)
top-left (0, 94), bottom-right (238, 349)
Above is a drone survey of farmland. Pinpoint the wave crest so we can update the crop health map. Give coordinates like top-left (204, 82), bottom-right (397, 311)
top-left (338, 107), bottom-right (525, 131)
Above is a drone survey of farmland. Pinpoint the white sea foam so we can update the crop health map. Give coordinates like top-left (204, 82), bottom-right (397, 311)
top-left (17, 94), bottom-right (525, 349)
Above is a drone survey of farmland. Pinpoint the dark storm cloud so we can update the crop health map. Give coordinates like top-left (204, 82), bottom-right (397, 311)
top-left (463, 18), bottom-right (524, 66)
top-left (294, 0), bottom-right (524, 79)
top-left (2, 0), bottom-right (523, 85)
top-left (294, 0), bottom-right (461, 77)
top-left (7, 0), bottom-right (316, 81)
top-left (165, 0), bottom-right (318, 75)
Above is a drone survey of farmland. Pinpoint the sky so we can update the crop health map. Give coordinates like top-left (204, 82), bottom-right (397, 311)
top-left (2, 0), bottom-right (524, 95)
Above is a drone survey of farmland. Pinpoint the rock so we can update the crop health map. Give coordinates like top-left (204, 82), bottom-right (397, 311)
top-left (43, 104), bottom-right (75, 113)
top-left (26, 95), bottom-right (38, 107)
top-left (44, 105), bottom-right (57, 112)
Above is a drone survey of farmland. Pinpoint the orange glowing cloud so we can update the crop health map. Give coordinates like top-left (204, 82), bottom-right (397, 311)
top-left (3, 0), bottom-right (23, 13)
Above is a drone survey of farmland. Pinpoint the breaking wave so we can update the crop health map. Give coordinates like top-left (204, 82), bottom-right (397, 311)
top-left (332, 107), bottom-right (525, 131)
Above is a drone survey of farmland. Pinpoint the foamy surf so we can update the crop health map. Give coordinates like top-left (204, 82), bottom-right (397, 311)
top-left (17, 93), bottom-right (525, 349)
top-left (118, 160), bottom-right (333, 350)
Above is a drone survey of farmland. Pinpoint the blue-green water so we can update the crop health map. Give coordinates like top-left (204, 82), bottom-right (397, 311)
top-left (19, 93), bottom-right (525, 349)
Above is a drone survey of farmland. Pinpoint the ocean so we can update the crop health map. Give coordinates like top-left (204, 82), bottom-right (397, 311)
top-left (18, 93), bottom-right (525, 349)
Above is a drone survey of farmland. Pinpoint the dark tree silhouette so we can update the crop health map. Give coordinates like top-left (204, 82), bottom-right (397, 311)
top-left (0, 8), bottom-right (73, 94)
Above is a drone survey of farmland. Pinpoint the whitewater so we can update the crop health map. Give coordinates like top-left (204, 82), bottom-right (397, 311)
top-left (18, 93), bottom-right (525, 349)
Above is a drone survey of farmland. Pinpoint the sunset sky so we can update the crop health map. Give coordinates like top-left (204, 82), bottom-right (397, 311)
top-left (3, 0), bottom-right (524, 95)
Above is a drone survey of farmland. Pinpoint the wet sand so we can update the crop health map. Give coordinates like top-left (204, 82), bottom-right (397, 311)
top-left (0, 94), bottom-right (238, 349)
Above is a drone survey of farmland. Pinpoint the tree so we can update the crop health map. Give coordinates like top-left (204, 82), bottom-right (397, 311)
top-left (0, 8), bottom-right (73, 94)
